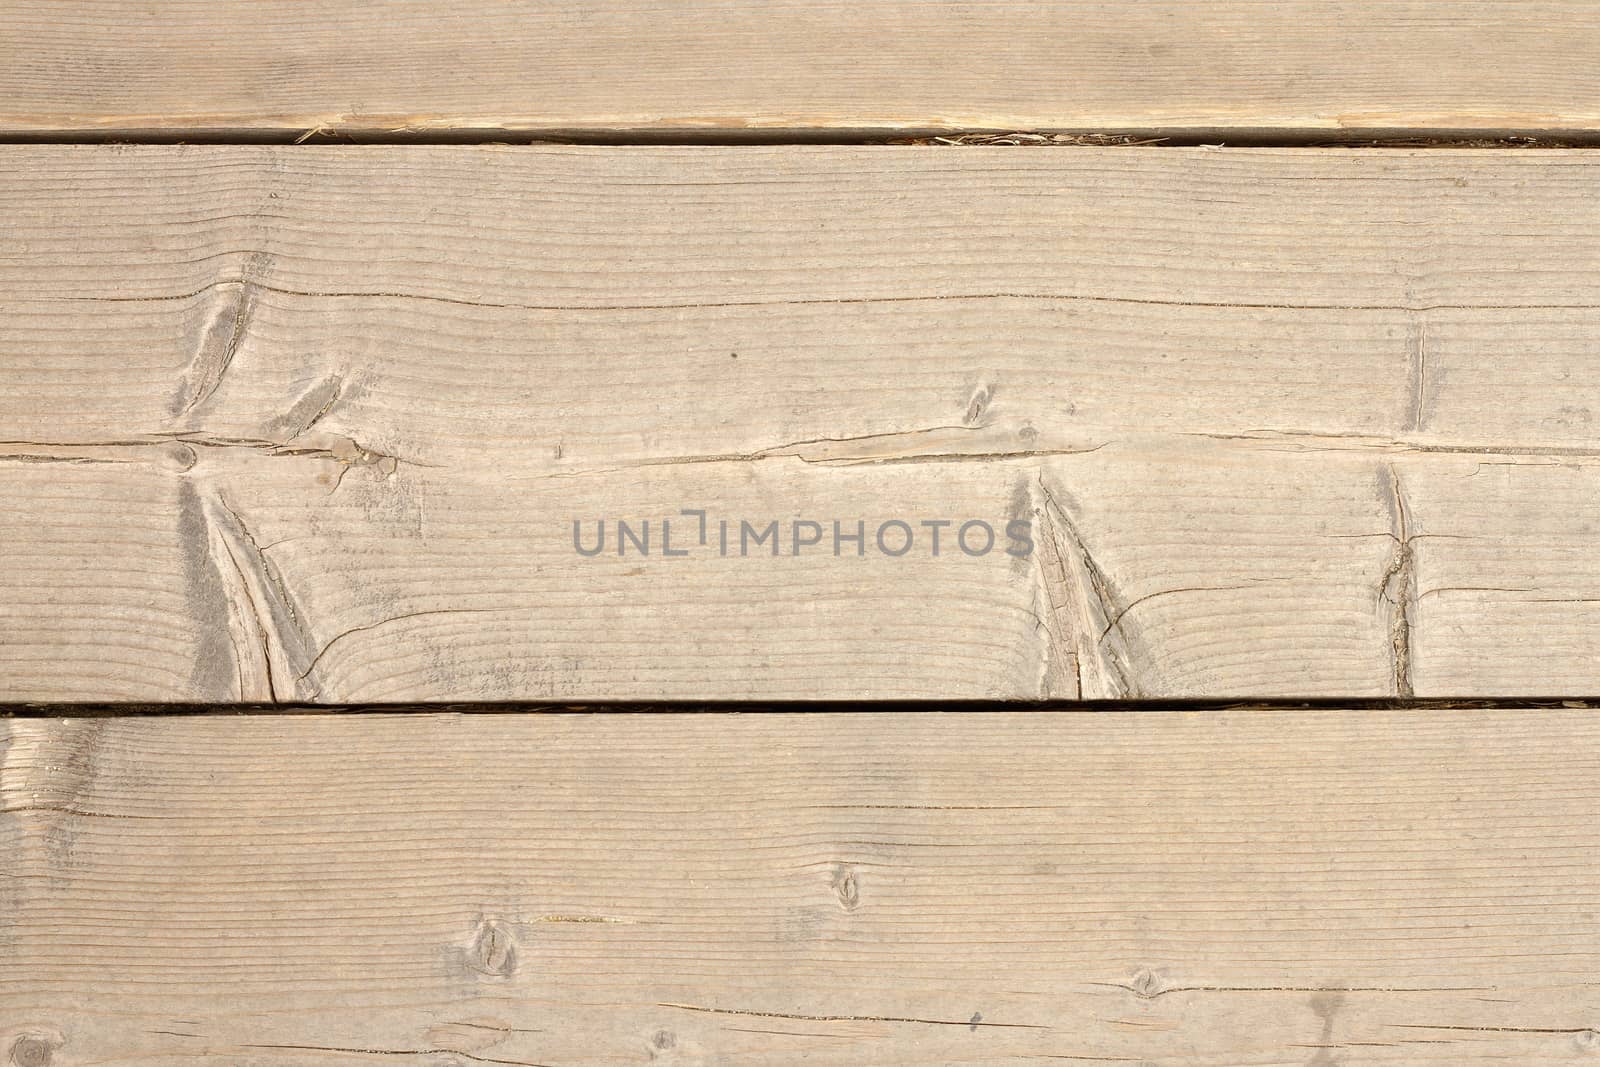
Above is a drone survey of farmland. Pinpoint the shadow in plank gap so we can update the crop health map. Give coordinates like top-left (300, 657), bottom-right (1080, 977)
top-left (4, 698), bottom-right (1600, 717)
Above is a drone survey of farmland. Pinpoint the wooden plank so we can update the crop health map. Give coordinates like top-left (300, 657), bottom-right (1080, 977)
top-left (4, 709), bottom-right (1600, 1064)
top-left (4, 145), bottom-right (1600, 701)
top-left (2, 3), bottom-right (1600, 136)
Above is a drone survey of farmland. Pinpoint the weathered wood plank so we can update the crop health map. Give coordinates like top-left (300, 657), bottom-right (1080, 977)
top-left (4, 146), bottom-right (1600, 701)
top-left (4, 709), bottom-right (1599, 1064)
top-left (2, 2), bottom-right (1599, 136)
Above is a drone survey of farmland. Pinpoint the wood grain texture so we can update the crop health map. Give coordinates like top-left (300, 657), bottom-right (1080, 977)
top-left (2, 2), bottom-right (1600, 135)
top-left (4, 145), bottom-right (1600, 701)
top-left (4, 709), bottom-right (1600, 1065)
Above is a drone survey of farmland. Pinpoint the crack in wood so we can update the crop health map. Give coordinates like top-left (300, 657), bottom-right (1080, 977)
top-left (1406, 313), bottom-right (1431, 432)
top-left (1377, 463), bottom-right (1417, 698)
top-left (297, 608), bottom-right (502, 686)
top-left (1034, 474), bottom-right (1139, 699)
top-left (1094, 980), bottom-right (1491, 1000)
top-left (657, 1002), bottom-right (1049, 1030)
top-left (70, 276), bottom-right (1600, 315)
top-left (1183, 429), bottom-right (1600, 459)
top-left (270, 373), bottom-right (346, 440)
top-left (563, 426), bottom-right (1103, 474)
top-left (177, 251), bottom-right (273, 416)
top-left (0, 429), bottom-right (412, 472)
top-left (239, 1045), bottom-right (556, 1067)
top-left (201, 489), bottom-right (319, 701)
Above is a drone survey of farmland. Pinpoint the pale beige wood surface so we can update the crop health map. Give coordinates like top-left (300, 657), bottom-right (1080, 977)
top-left (3, 709), bottom-right (1599, 1065)
top-left (2, 3), bottom-right (1600, 135)
top-left (4, 146), bottom-right (1600, 701)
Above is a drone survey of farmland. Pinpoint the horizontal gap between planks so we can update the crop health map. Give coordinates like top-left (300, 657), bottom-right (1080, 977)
top-left (4, 126), bottom-right (1600, 148)
top-left (4, 699), bottom-right (1599, 718)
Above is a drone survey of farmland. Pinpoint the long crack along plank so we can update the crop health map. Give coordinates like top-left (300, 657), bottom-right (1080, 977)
top-left (4, 145), bottom-right (1600, 701)
top-left (4, 709), bottom-right (1600, 1065)
top-left (2, 3), bottom-right (1599, 136)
